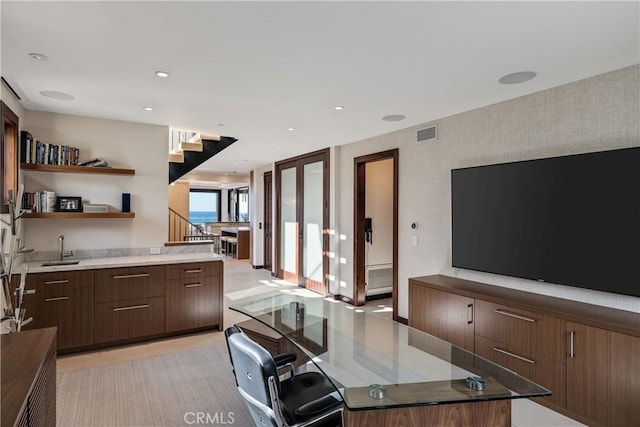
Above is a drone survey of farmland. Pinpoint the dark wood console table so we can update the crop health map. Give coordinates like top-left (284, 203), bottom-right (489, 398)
top-left (1, 327), bottom-right (57, 427)
top-left (409, 275), bottom-right (640, 427)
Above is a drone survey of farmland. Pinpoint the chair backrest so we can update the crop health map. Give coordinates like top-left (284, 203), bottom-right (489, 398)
top-left (225, 327), bottom-right (280, 426)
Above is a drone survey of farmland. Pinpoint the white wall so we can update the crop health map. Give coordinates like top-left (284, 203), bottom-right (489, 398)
top-left (335, 65), bottom-right (640, 317)
top-left (23, 110), bottom-right (168, 252)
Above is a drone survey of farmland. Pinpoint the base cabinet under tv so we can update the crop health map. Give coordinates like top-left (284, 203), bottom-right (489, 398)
top-left (408, 275), bottom-right (640, 427)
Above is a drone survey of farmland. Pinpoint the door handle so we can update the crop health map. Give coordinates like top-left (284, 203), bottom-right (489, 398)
top-left (467, 304), bottom-right (474, 324)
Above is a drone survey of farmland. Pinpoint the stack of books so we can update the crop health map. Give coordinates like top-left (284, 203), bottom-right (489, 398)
top-left (22, 191), bottom-right (56, 213)
top-left (20, 131), bottom-right (80, 166)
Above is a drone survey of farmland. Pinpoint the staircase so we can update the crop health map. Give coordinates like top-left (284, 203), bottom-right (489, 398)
top-left (168, 131), bottom-right (237, 183)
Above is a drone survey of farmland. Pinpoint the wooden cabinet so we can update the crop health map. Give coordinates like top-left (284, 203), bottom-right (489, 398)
top-left (408, 275), bottom-right (640, 427)
top-left (16, 259), bottom-right (222, 352)
top-left (409, 284), bottom-right (474, 351)
top-left (95, 297), bottom-right (165, 343)
top-left (19, 270), bottom-right (94, 350)
top-left (567, 322), bottom-right (640, 427)
top-left (165, 261), bottom-right (223, 332)
top-left (1, 327), bottom-right (57, 427)
top-left (94, 265), bottom-right (166, 343)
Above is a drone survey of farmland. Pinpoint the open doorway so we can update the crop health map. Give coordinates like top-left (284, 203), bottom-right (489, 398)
top-left (353, 149), bottom-right (399, 321)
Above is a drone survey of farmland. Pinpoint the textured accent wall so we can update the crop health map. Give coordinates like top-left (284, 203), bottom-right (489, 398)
top-left (336, 65), bottom-right (640, 317)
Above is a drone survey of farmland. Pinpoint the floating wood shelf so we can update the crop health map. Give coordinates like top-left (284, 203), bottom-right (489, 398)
top-left (20, 163), bottom-right (135, 175)
top-left (22, 212), bottom-right (135, 219)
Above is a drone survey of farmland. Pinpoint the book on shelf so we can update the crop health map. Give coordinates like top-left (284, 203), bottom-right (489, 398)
top-left (20, 130), bottom-right (80, 166)
top-left (22, 190), bottom-right (56, 213)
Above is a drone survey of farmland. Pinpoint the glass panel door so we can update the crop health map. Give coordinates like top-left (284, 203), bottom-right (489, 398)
top-left (303, 160), bottom-right (324, 288)
top-left (280, 166), bottom-right (297, 282)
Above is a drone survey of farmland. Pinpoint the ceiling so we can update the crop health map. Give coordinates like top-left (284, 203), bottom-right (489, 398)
top-left (2, 1), bottom-right (638, 178)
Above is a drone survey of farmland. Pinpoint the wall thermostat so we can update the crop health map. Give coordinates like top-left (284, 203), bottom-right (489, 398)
top-left (411, 222), bottom-right (418, 230)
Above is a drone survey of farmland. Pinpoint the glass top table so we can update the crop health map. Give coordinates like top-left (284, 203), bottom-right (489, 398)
top-left (229, 288), bottom-right (550, 411)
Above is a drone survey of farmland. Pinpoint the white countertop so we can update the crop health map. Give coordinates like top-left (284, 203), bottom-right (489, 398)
top-left (22, 252), bottom-right (223, 274)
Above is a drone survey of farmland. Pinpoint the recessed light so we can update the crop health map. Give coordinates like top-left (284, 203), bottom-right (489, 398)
top-left (39, 90), bottom-right (74, 100)
top-left (498, 71), bottom-right (537, 85)
top-left (334, 106), bottom-right (344, 111)
top-left (155, 71), bottom-right (170, 78)
top-left (142, 106), bottom-right (154, 111)
top-left (287, 127), bottom-right (295, 131)
top-left (382, 114), bottom-right (405, 122)
top-left (29, 53), bottom-right (49, 61)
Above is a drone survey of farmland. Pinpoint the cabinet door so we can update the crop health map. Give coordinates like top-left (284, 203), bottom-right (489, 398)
top-left (409, 282), bottom-right (474, 351)
top-left (32, 287), bottom-right (94, 350)
top-left (165, 277), bottom-right (221, 332)
top-left (95, 296), bottom-right (165, 343)
top-left (567, 322), bottom-right (640, 426)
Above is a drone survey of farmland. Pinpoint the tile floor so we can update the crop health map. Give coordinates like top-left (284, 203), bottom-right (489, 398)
top-left (58, 257), bottom-right (584, 426)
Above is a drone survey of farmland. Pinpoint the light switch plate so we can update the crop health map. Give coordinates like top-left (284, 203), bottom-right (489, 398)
top-left (149, 247), bottom-right (161, 255)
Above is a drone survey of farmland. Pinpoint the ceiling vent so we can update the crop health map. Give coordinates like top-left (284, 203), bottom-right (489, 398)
top-left (417, 125), bottom-right (437, 143)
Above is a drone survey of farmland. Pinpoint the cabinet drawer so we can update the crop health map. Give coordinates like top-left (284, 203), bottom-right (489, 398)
top-left (94, 265), bottom-right (165, 302)
top-left (474, 299), bottom-right (537, 353)
top-left (165, 277), bottom-right (221, 332)
top-left (26, 270), bottom-right (94, 292)
top-left (165, 261), bottom-right (221, 280)
top-left (95, 296), bottom-right (165, 343)
top-left (475, 335), bottom-right (536, 380)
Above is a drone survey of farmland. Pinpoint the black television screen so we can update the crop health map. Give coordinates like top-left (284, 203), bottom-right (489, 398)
top-left (451, 147), bottom-right (640, 298)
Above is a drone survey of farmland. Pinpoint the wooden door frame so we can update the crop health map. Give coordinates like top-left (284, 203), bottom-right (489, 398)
top-left (263, 170), bottom-right (273, 273)
top-left (274, 148), bottom-right (330, 293)
top-left (1, 101), bottom-right (19, 214)
top-left (353, 149), bottom-right (399, 321)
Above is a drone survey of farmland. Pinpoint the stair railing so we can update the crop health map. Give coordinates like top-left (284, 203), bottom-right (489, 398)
top-left (168, 207), bottom-right (208, 242)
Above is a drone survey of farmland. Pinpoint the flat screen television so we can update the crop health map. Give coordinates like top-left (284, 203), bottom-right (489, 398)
top-left (451, 147), bottom-right (640, 298)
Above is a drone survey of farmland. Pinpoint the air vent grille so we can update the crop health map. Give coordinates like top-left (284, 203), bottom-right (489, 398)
top-left (417, 125), bottom-right (437, 143)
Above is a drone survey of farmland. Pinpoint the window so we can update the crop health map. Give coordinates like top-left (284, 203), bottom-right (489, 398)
top-left (228, 186), bottom-right (249, 222)
top-left (189, 189), bottom-right (221, 225)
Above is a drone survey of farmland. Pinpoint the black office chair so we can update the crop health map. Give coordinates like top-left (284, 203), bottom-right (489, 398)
top-left (225, 326), bottom-right (343, 427)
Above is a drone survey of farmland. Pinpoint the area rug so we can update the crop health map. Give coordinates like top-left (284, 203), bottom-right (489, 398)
top-left (57, 344), bottom-right (252, 426)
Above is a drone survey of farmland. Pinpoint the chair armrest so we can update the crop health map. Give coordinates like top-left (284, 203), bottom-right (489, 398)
top-left (295, 394), bottom-right (342, 417)
top-left (273, 352), bottom-right (297, 367)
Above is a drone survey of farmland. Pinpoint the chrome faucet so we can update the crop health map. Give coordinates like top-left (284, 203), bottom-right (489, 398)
top-left (58, 235), bottom-right (65, 261)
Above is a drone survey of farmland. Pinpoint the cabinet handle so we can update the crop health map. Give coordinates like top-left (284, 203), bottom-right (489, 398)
top-left (44, 279), bottom-right (69, 285)
top-left (493, 309), bottom-right (536, 323)
top-left (184, 283), bottom-right (203, 288)
top-left (45, 296), bottom-right (69, 302)
top-left (112, 273), bottom-right (150, 279)
top-left (569, 331), bottom-right (575, 358)
top-left (467, 304), bottom-right (474, 324)
top-left (112, 304), bottom-right (150, 312)
top-left (493, 347), bottom-right (535, 364)
top-left (184, 269), bottom-right (203, 274)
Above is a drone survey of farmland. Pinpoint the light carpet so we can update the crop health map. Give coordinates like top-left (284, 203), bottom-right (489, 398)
top-left (57, 343), bottom-right (252, 426)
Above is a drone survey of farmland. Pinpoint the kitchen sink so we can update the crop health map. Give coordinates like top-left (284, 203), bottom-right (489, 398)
top-left (41, 260), bottom-right (80, 266)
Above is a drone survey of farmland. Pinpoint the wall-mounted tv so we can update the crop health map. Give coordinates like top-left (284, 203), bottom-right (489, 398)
top-left (451, 147), bottom-right (640, 298)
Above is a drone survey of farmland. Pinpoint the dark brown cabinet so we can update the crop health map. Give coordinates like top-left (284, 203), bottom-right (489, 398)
top-left (165, 261), bottom-right (223, 332)
top-left (409, 284), bottom-right (474, 351)
top-left (16, 259), bottom-right (222, 352)
top-left (1, 328), bottom-right (57, 427)
top-left (408, 275), bottom-right (640, 427)
top-left (94, 265), bottom-right (166, 343)
top-left (19, 270), bottom-right (94, 350)
top-left (567, 322), bottom-right (640, 427)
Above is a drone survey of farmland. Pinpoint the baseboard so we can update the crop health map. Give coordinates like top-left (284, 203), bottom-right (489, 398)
top-left (365, 292), bottom-right (392, 301)
top-left (396, 316), bottom-right (408, 325)
top-left (251, 265), bottom-right (264, 269)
